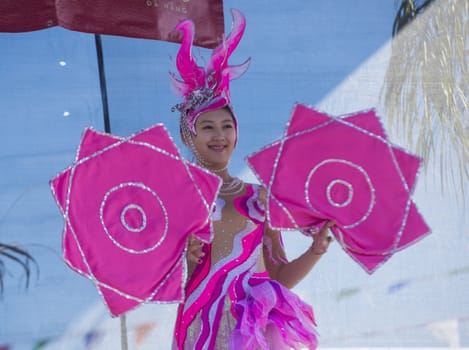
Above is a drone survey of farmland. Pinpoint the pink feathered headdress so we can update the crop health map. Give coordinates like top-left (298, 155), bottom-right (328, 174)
top-left (170, 8), bottom-right (251, 135)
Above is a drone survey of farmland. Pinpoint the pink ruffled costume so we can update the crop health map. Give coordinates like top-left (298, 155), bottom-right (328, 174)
top-left (173, 184), bottom-right (318, 349)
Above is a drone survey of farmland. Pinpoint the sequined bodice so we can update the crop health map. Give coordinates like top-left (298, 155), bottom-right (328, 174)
top-left (174, 183), bottom-right (269, 349)
top-left (211, 195), bottom-right (250, 265)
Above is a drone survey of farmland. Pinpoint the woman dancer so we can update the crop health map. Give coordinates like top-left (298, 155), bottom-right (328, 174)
top-left (170, 9), bottom-right (334, 350)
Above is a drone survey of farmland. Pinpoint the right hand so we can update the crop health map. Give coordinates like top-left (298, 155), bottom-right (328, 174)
top-left (187, 235), bottom-right (205, 264)
top-left (310, 220), bottom-right (335, 255)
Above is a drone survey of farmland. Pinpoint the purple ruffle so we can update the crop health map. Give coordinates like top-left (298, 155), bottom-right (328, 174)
top-left (230, 280), bottom-right (318, 350)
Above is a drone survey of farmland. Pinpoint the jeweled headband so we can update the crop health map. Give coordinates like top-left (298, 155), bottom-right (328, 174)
top-left (170, 8), bottom-right (251, 136)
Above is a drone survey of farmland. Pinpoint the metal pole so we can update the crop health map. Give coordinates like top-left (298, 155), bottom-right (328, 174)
top-left (96, 33), bottom-right (125, 348)
top-left (120, 314), bottom-right (129, 350)
top-left (94, 34), bottom-right (111, 133)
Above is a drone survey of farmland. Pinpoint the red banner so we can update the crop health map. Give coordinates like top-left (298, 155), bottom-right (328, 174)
top-left (0, 0), bottom-right (224, 48)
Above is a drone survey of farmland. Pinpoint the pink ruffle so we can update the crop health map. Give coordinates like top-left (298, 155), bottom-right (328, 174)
top-left (230, 280), bottom-right (318, 350)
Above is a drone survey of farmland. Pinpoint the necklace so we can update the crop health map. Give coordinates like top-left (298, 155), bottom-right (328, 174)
top-left (219, 177), bottom-right (244, 196)
top-left (210, 163), bottom-right (229, 173)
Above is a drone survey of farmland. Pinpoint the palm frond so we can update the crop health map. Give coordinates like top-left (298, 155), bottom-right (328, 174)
top-left (0, 243), bottom-right (37, 295)
top-left (392, 0), bottom-right (436, 36)
top-left (382, 0), bottom-right (469, 196)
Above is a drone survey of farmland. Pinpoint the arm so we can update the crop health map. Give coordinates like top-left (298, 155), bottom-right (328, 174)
top-left (258, 186), bottom-right (333, 289)
top-left (263, 221), bottom-right (334, 289)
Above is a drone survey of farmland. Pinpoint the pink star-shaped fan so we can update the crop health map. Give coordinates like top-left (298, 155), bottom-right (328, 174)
top-left (50, 124), bottom-right (221, 316)
top-left (246, 104), bottom-right (430, 273)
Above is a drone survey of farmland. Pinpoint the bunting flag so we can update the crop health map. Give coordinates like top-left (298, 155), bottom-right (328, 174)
top-left (0, 0), bottom-right (224, 48)
top-left (327, 316), bottom-right (469, 344)
top-left (33, 339), bottom-right (50, 350)
top-left (83, 330), bottom-right (103, 348)
top-left (335, 287), bottom-right (360, 301)
top-left (427, 319), bottom-right (461, 347)
top-left (5, 316), bottom-right (469, 346)
top-left (335, 264), bottom-right (469, 301)
top-left (135, 322), bottom-right (157, 346)
top-left (386, 280), bottom-right (410, 294)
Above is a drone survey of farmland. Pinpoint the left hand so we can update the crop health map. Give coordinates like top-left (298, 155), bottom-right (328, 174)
top-left (310, 220), bottom-right (335, 255)
top-left (187, 235), bottom-right (205, 264)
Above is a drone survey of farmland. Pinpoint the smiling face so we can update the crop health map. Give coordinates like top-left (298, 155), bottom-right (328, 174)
top-left (190, 107), bottom-right (237, 168)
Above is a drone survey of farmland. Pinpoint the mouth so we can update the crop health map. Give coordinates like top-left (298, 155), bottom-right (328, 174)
top-left (208, 144), bottom-right (227, 152)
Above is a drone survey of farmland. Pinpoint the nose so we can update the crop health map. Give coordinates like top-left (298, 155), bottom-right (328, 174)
top-left (213, 127), bottom-right (226, 140)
